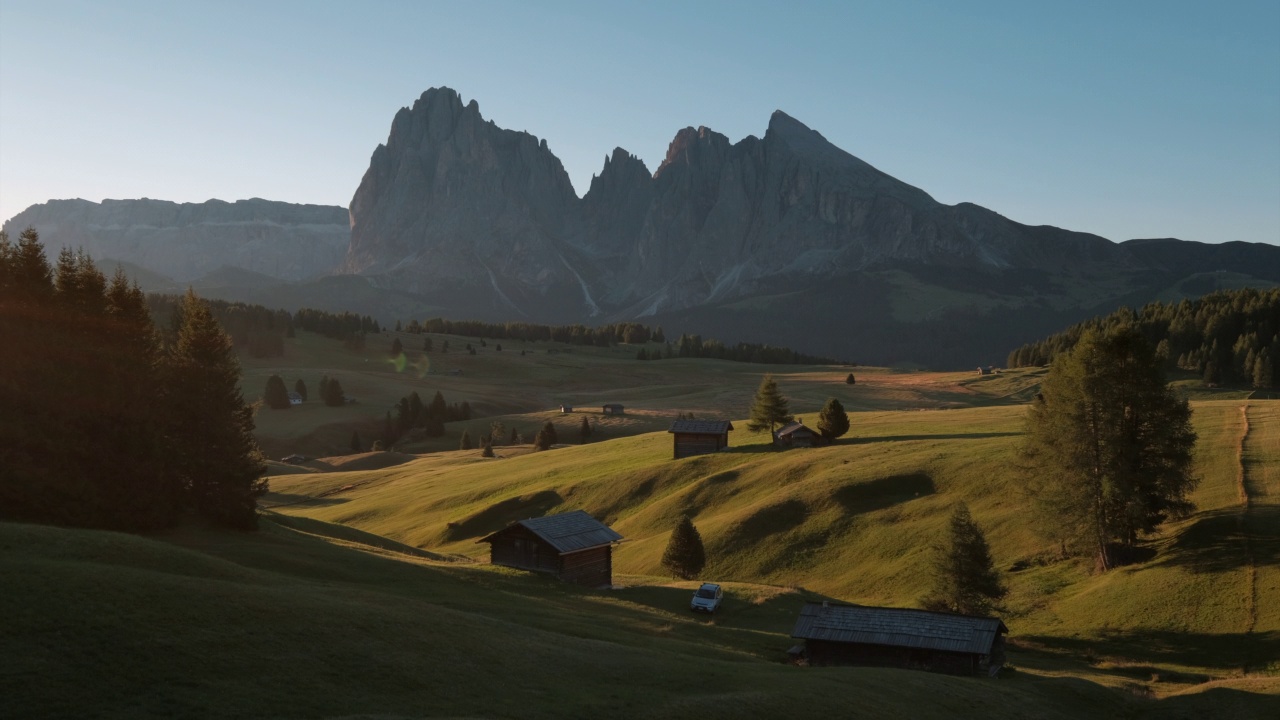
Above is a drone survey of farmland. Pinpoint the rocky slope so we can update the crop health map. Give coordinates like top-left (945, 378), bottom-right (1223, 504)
top-left (4, 198), bottom-right (350, 282)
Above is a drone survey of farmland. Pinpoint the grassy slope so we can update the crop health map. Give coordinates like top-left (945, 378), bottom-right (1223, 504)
top-left (6, 521), bottom-right (1139, 720)
top-left (262, 399), bottom-right (1280, 708)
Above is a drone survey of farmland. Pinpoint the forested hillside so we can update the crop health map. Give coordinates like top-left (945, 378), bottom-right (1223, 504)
top-left (1007, 288), bottom-right (1280, 388)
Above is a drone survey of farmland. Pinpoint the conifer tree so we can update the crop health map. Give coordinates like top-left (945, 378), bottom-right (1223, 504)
top-left (391, 336), bottom-right (403, 355)
top-left (164, 289), bottom-right (266, 529)
top-left (845, 373), bottom-right (856, 385)
top-left (460, 430), bottom-right (474, 450)
top-left (922, 503), bottom-right (1006, 615)
top-left (579, 416), bottom-right (592, 442)
top-left (481, 441), bottom-right (495, 458)
top-left (263, 374), bottom-right (291, 409)
top-left (323, 377), bottom-right (346, 406)
top-left (660, 516), bottom-right (706, 580)
top-left (1022, 325), bottom-right (1197, 570)
top-left (294, 378), bottom-right (307, 401)
top-left (534, 422), bottom-right (556, 451)
top-left (817, 397), bottom-right (850, 440)
top-left (747, 374), bottom-right (794, 432)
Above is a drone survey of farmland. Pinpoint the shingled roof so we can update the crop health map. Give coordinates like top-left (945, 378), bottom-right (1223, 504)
top-left (791, 602), bottom-right (1007, 656)
top-left (479, 510), bottom-right (622, 554)
top-left (774, 422), bottom-right (816, 438)
top-left (668, 420), bottom-right (734, 434)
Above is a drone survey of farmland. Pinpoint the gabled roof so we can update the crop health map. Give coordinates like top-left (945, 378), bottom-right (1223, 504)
top-left (478, 510), bottom-right (622, 554)
top-left (791, 602), bottom-right (1007, 656)
top-left (774, 422), bottom-right (816, 437)
top-left (668, 420), bottom-right (734, 434)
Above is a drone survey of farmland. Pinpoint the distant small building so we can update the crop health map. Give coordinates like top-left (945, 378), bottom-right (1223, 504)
top-left (668, 420), bottom-right (733, 459)
top-left (560, 405), bottom-right (574, 413)
top-left (287, 392), bottom-right (303, 406)
top-left (773, 421), bottom-right (825, 448)
top-left (976, 366), bottom-right (990, 375)
top-left (478, 510), bottom-right (623, 587)
top-left (602, 403), bottom-right (625, 415)
top-left (789, 602), bottom-right (1008, 676)
top-left (281, 454), bottom-right (310, 465)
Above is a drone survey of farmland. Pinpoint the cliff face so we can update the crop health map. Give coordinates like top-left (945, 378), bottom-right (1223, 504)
top-left (344, 88), bottom-right (589, 317)
top-left (345, 89), bottom-right (1167, 320)
top-left (3, 198), bottom-right (349, 282)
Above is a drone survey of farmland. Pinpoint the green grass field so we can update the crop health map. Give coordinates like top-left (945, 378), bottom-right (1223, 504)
top-left (6, 331), bottom-right (1278, 718)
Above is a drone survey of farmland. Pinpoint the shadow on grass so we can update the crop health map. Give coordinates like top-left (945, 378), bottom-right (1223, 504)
top-left (610, 582), bottom-right (838, 638)
top-left (440, 489), bottom-right (563, 542)
top-left (834, 473), bottom-right (935, 515)
top-left (1155, 506), bottom-right (1280, 573)
top-left (854, 432), bottom-right (1020, 444)
top-left (265, 512), bottom-right (450, 561)
top-left (1016, 629), bottom-right (1280, 676)
top-left (259, 492), bottom-right (348, 509)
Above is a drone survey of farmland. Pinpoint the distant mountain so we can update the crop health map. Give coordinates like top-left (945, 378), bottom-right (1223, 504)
top-left (342, 87), bottom-right (1280, 365)
top-left (3, 198), bottom-right (349, 282)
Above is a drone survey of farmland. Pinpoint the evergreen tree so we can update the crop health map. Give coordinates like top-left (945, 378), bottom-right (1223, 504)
top-left (660, 516), bottom-right (707, 580)
top-left (263, 374), bottom-right (291, 409)
top-left (481, 442), bottom-right (495, 458)
top-left (164, 289), bottom-right (267, 529)
top-left (817, 397), bottom-right (850, 440)
top-left (423, 337), bottom-right (433, 352)
top-left (1253, 350), bottom-right (1273, 389)
top-left (922, 503), bottom-right (1006, 615)
top-left (579, 416), bottom-right (592, 442)
top-left (845, 373), bottom-right (856, 385)
top-left (324, 377), bottom-right (346, 406)
top-left (746, 374), bottom-right (794, 432)
top-left (1021, 325), bottom-right (1197, 570)
top-left (534, 422), bottom-right (555, 451)
top-left (460, 430), bottom-right (474, 450)
top-left (294, 378), bottom-right (307, 401)
top-left (391, 336), bottom-right (403, 355)
top-left (350, 431), bottom-right (362, 453)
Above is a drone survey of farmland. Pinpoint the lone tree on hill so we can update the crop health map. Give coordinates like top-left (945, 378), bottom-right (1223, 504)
top-left (294, 378), bottom-right (307, 401)
top-left (817, 397), bottom-right (850, 440)
top-left (661, 516), bottom-right (706, 580)
top-left (534, 421), bottom-right (557, 451)
top-left (322, 377), bottom-right (346, 406)
top-left (1021, 324), bottom-right (1197, 571)
top-left (747, 374), bottom-right (794, 433)
top-left (460, 430), bottom-right (474, 451)
top-left (922, 503), bottom-right (1006, 615)
top-left (165, 289), bottom-right (266, 529)
top-left (579, 416), bottom-right (592, 442)
top-left (263, 374), bottom-right (291, 410)
top-left (845, 373), bottom-right (856, 385)
top-left (481, 441), bottom-right (495, 458)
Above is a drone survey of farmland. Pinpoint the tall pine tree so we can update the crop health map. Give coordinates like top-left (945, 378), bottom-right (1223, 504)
top-left (660, 516), bottom-right (707, 580)
top-left (747, 374), bottom-right (794, 432)
top-left (165, 289), bottom-right (266, 529)
top-left (922, 503), bottom-right (1006, 615)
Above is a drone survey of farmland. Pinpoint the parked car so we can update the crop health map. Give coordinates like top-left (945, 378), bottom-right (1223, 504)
top-left (690, 583), bottom-right (723, 613)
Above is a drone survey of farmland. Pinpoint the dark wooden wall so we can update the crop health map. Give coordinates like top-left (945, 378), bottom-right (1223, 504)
top-left (489, 526), bottom-right (559, 574)
top-left (557, 546), bottom-right (613, 587)
top-left (673, 432), bottom-right (728, 459)
top-left (804, 640), bottom-right (981, 676)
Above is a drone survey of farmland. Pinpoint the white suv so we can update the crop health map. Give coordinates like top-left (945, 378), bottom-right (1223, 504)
top-left (690, 583), bottom-right (723, 613)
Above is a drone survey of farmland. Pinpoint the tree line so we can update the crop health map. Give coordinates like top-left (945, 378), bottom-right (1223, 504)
top-left (1007, 288), bottom-right (1280, 388)
top-left (293, 307), bottom-right (382, 346)
top-left (405, 317), bottom-right (663, 346)
top-left (147, 294), bottom-right (293, 358)
top-left (648, 334), bottom-right (842, 366)
top-left (0, 229), bottom-right (266, 532)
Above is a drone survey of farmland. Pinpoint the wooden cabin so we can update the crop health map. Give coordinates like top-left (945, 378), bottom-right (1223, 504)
top-left (477, 510), bottom-right (622, 587)
top-left (602, 403), bottom-right (625, 415)
top-left (773, 421), bottom-right (825, 448)
top-left (789, 602), bottom-right (1007, 676)
top-left (668, 420), bottom-right (733, 459)
top-left (560, 404), bottom-right (574, 413)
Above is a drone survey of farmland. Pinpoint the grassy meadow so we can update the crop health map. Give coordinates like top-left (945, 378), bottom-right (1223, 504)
top-left (5, 329), bottom-right (1279, 718)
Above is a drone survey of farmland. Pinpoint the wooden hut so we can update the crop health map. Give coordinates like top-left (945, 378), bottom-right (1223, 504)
top-left (773, 421), bottom-right (825, 448)
top-left (789, 602), bottom-right (1008, 676)
top-left (602, 403), bottom-right (625, 415)
top-left (668, 420), bottom-right (733, 459)
top-left (477, 510), bottom-right (622, 587)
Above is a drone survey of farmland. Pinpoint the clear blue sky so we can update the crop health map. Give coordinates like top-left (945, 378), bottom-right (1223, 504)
top-left (2, 0), bottom-right (1277, 244)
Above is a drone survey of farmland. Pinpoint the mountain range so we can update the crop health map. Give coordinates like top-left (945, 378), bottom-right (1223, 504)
top-left (7, 87), bottom-right (1279, 366)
